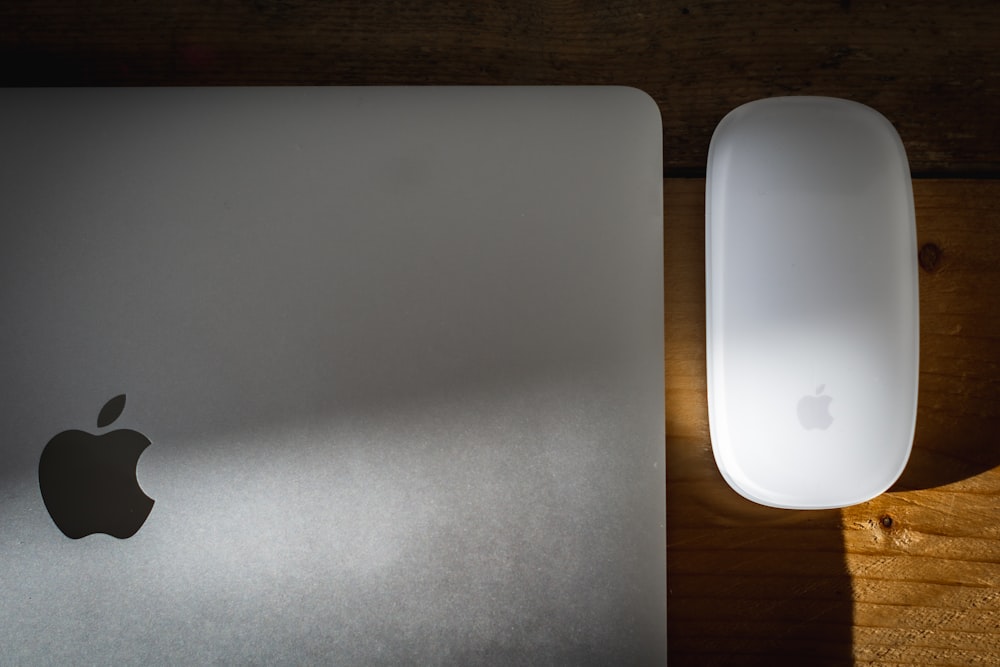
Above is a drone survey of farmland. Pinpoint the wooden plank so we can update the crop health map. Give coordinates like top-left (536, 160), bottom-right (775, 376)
top-left (665, 179), bottom-right (1000, 665)
top-left (2, 1), bottom-right (999, 172)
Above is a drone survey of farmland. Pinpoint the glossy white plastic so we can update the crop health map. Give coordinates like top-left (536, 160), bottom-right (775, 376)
top-left (706, 96), bottom-right (919, 509)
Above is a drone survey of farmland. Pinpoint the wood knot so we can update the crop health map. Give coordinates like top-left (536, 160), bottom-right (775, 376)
top-left (880, 514), bottom-right (894, 529)
top-left (918, 243), bottom-right (942, 273)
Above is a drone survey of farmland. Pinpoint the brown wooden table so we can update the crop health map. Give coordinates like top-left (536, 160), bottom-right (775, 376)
top-left (5, 2), bottom-right (998, 664)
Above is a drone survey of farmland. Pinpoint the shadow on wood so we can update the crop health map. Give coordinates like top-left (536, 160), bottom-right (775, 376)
top-left (666, 453), bottom-right (853, 666)
top-left (891, 181), bottom-right (1000, 492)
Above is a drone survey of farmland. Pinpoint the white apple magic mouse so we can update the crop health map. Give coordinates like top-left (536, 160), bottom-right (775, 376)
top-left (705, 96), bottom-right (919, 509)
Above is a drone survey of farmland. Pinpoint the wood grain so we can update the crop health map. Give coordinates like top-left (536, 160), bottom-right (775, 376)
top-left (665, 179), bottom-right (1000, 666)
top-left (2, 1), bottom-right (999, 173)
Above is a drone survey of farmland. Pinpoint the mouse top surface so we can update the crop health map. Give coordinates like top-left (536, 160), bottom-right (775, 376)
top-left (706, 96), bottom-right (919, 510)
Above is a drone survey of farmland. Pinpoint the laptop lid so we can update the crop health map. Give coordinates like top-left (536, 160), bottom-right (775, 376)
top-left (0, 86), bottom-right (664, 663)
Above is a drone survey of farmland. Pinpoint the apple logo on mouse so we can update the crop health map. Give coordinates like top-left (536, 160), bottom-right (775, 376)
top-left (797, 384), bottom-right (834, 431)
top-left (38, 394), bottom-right (154, 539)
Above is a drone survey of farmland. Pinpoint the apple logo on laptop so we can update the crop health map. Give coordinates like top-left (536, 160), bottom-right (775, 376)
top-left (38, 394), bottom-right (154, 539)
top-left (797, 385), bottom-right (834, 431)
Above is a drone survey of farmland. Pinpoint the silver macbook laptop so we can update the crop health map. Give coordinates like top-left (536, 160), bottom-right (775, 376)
top-left (0, 87), bottom-right (665, 664)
